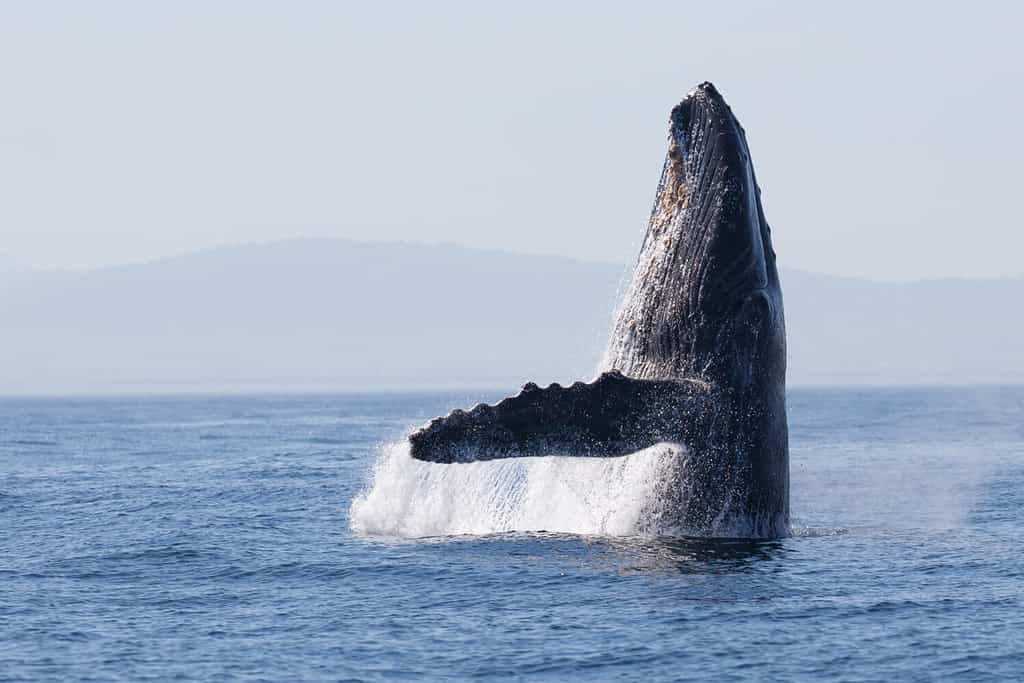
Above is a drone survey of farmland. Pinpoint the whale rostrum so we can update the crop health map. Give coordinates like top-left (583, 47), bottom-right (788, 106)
top-left (408, 82), bottom-right (789, 538)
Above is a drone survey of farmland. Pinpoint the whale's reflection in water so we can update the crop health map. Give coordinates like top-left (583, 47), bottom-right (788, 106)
top-left (592, 535), bottom-right (787, 575)
top-left (439, 530), bottom-right (793, 578)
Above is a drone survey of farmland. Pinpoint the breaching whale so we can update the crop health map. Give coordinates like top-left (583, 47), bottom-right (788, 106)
top-left (409, 82), bottom-right (789, 538)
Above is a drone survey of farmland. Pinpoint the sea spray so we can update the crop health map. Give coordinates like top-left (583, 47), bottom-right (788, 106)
top-left (349, 441), bottom-right (686, 538)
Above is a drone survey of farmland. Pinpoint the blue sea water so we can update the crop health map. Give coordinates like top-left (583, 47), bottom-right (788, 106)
top-left (1, 387), bottom-right (1022, 681)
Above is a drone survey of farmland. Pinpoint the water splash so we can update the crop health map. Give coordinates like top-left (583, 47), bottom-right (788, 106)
top-left (349, 441), bottom-right (685, 538)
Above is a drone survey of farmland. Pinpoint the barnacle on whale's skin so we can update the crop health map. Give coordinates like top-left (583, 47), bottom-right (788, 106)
top-left (408, 82), bottom-right (790, 538)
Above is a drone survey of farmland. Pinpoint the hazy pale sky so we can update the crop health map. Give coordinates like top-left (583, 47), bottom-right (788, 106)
top-left (2, 1), bottom-right (1022, 280)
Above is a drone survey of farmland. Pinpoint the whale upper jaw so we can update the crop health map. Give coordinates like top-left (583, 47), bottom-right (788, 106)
top-left (604, 81), bottom-right (783, 389)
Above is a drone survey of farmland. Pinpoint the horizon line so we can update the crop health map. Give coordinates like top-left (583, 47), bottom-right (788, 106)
top-left (3, 380), bottom-right (1024, 401)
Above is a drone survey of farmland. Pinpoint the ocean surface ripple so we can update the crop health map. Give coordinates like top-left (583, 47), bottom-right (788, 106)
top-left (1, 388), bottom-right (1022, 681)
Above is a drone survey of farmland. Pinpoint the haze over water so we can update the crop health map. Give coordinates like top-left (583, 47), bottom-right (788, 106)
top-left (3, 387), bottom-right (1021, 680)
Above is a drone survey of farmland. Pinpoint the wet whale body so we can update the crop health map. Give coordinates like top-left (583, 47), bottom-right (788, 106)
top-left (410, 82), bottom-right (789, 538)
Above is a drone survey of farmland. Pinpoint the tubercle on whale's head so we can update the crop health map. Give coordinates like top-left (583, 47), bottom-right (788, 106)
top-left (607, 81), bottom-right (785, 395)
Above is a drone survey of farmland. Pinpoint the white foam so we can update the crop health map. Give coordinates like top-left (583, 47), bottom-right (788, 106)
top-left (349, 441), bottom-right (685, 538)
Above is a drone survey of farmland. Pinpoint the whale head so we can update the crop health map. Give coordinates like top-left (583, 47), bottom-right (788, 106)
top-left (605, 82), bottom-right (786, 398)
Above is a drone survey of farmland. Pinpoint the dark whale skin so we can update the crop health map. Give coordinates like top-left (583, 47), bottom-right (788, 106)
top-left (408, 82), bottom-right (789, 538)
top-left (410, 371), bottom-right (717, 463)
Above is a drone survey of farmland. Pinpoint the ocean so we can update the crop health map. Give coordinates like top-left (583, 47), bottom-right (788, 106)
top-left (1, 387), bottom-right (1022, 681)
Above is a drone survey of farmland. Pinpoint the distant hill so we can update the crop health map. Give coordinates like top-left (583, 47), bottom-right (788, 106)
top-left (1, 239), bottom-right (1021, 394)
top-left (782, 270), bottom-right (1024, 385)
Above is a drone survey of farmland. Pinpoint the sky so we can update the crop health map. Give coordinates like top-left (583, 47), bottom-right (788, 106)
top-left (1, 1), bottom-right (1022, 281)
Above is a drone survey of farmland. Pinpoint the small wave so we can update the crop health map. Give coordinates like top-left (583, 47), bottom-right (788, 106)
top-left (5, 439), bottom-right (59, 447)
top-left (100, 545), bottom-right (209, 563)
top-left (789, 525), bottom-right (851, 538)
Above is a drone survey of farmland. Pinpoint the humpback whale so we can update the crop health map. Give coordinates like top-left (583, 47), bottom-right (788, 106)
top-left (409, 82), bottom-right (789, 538)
